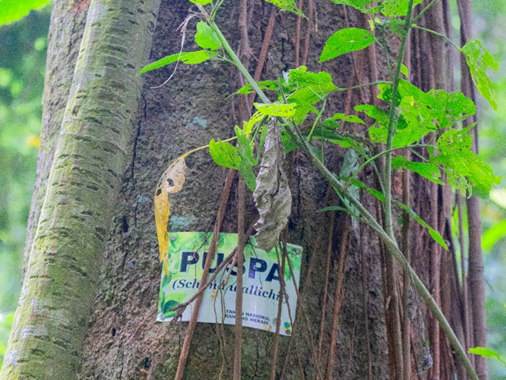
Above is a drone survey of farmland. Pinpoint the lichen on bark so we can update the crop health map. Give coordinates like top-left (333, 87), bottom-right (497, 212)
top-left (0, 0), bottom-right (161, 378)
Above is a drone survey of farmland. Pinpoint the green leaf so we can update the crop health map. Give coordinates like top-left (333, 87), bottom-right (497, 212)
top-left (188, 0), bottom-right (213, 4)
top-left (355, 105), bottom-right (389, 143)
top-left (355, 104), bottom-right (389, 125)
top-left (358, 103), bottom-right (415, 147)
top-left (195, 21), bottom-right (222, 50)
top-left (0, 0), bottom-right (50, 26)
top-left (235, 127), bottom-right (257, 165)
top-left (284, 67), bottom-right (338, 122)
top-left (392, 156), bottom-right (444, 185)
top-left (255, 102), bottom-right (297, 117)
top-left (326, 0), bottom-right (375, 12)
top-left (257, 124), bottom-right (269, 159)
top-left (380, 0), bottom-right (423, 17)
top-left (425, 89), bottom-right (476, 129)
top-left (380, 80), bottom-right (426, 105)
top-left (373, 81), bottom-right (477, 148)
top-left (258, 67), bottom-right (338, 123)
top-left (235, 127), bottom-right (258, 191)
top-left (350, 178), bottom-right (386, 201)
top-left (482, 220), bottom-right (506, 250)
top-left (235, 80), bottom-right (278, 95)
top-left (400, 64), bottom-right (409, 78)
top-left (263, 0), bottom-right (305, 16)
top-left (461, 39), bottom-right (499, 110)
top-left (287, 67), bottom-right (335, 89)
top-left (322, 119), bottom-right (342, 129)
top-left (433, 126), bottom-right (501, 196)
top-left (209, 139), bottom-right (241, 169)
top-left (368, 126), bottom-right (387, 144)
top-left (242, 111), bottom-right (266, 136)
top-left (469, 347), bottom-right (506, 364)
top-left (398, 78), bottom-right (424, 96)
top-left (397, 95), bottom-right (435, 145)
top-left (209, 137), bottom-right (257, 191)
top-left (293, 104), bottom-right (319, 124)
top-left (281, 127), bottom-right (300, 153)
top-left (317, 205), bottom-right (349, 213)
top-left (286, 67), bottom-right (338, 101)
top-left (308, 126), bottom-right (361, 149)
top-left (331, 113), bottom-right (365, 124)
top-left (395, 201), bottom-right (448, 250)
top-left (320, 28), bottom-right (375, 63)
top-left (138, 51), bottom-right (219, 75)
top-left (386, 80), bottom-right (475, 133)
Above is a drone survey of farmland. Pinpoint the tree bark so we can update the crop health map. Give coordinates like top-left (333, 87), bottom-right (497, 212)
top-left (23, 0), bottom-right (90, 275)
top-left (458, 0), bottom-right (489, 378)
top-left (1, 0), bottom-right (160, 378)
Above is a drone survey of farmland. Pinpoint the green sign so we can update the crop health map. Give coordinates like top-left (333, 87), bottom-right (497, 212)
top-left (157, 232), bottom-right (302, 335)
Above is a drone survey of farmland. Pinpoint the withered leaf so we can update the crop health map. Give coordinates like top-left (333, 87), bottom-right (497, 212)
top-left (253, 119), bottom-right (292, 252)
top-left (155, 158), bottom-right (186, 274)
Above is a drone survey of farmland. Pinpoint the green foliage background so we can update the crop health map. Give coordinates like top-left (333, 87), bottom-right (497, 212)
top-left (0, 1), bottom-right (506, 376)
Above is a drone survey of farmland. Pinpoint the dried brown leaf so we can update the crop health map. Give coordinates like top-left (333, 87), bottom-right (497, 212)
top-left (253, 120), bottom-right (292, 252)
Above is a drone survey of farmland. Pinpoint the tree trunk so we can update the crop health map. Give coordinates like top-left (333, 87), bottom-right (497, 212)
top-left (2, 1), bottom-right (487, 379)
top-left (458, 1), bottom-right (489, 379)
top-left (77, 2), bottom-right (391, 379)
top-left (1, 0), bottom-right (160, 378)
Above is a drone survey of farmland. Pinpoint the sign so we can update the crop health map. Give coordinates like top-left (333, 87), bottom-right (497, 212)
top-left (157, 232), bottom-right (302, 336)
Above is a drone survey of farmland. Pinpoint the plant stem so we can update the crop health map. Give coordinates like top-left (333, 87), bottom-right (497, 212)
top-left (181, 136), bottom-right (237, 159)
top-left (343, 144), bottom-right (426, 190)
top-left (412, 25), bottom-right (462, 51)
top-left (210, 20), bottom-right (270, 104)
top-left (210, 0), bottom-right (226, 20)
top-left (384, 0), bottom-right (414, 240)
top-left (411, 0), bottom-right (441, 25)
top-left (307, 99), bottom-right (326, 142)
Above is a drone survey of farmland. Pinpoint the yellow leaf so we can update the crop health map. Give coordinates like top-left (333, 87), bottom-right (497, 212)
top-left (154, 158), bottom-right (187, 274)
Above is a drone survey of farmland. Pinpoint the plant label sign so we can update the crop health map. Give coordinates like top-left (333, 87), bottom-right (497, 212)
top-left (157, 232), bottom-right (302, 336)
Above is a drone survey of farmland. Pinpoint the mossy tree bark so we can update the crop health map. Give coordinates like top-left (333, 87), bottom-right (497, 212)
top-left (0, 0), bottom-right (161, 378)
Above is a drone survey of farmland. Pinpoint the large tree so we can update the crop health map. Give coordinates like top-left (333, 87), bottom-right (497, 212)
top-left (1, 0), bottom-right (492, 379)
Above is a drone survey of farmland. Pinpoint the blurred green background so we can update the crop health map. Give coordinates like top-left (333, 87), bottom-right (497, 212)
top-left (472, 0), bottom-right (506, 377)
top-left (0, 1), bottom-right (505, 376)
